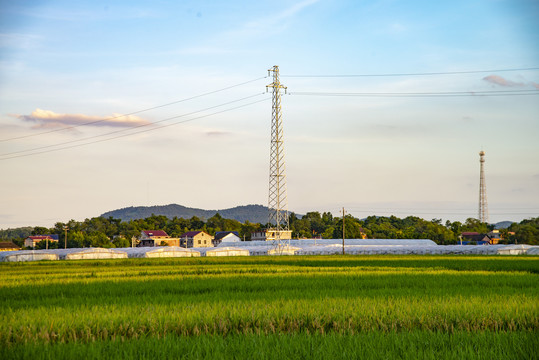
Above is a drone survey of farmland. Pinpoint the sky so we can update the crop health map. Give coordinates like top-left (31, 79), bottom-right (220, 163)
top-left (1, 0), bottom-right (538, 228)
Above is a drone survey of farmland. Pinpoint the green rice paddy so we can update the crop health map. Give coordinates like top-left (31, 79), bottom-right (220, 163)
top-left (1, 255), bottom-right (537, 359)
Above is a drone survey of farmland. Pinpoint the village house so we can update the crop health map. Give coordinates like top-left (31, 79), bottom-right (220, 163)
top-left (460, 231), bottom-right (499, 245)
top-left (24, 236), bottom-right (58, 248)
top-left (0, 242), bottom-right (20, 251)
top-left (138, 230), bottom-right (180, 247)
top-left (487, 230), bottom-right (501, 244)
top-left (251, 229), bottom-right (293, 241)
top-left (212, 231), bottom-right (241, 246)
top-left (179, 231), bottom-right (214, 248)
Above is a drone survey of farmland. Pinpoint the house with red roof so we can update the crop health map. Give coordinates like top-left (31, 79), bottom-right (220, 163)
top-left (24, 236), bottom-right (58, 248)
top-left (179, 231), bottom-right (213, 248)
top-left (139, 230), bottom-right (180, 247)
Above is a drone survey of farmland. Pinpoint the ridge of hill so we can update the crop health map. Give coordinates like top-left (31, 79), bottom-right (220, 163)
top-left (100, 204), bottom-right (270, 224)
top-left (493, 221), bottom-right (514, 229)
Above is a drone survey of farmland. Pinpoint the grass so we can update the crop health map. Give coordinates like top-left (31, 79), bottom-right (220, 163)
top-left (2, 332), bottom-right (536, 360)
top-left (0, 255), bottom-right (537, 358)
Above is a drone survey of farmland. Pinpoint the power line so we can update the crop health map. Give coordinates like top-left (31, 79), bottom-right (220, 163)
top-left (282, 67), bottom-right (539, 78)
top-left (290, 90), bottom-right (539, 97)
top-left (348, 211), bottom-right (537, 216)
top-left (0, 76), bottom-right (268, 142)
top-left (346, 207), bottom-right (539, 212)
top-left (0, 95), bottom-right (270, 160)
top-left (0, 93), bottom-right (265, 158)
top-left (324, 206), bottom-right (539, 216)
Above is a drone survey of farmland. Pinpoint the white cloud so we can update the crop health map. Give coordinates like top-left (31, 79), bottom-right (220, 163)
top-left (14, 108), bottom-right (151, 129)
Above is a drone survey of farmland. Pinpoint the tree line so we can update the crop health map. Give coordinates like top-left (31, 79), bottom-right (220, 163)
top-left (2, 213), bottom-right (538, 249)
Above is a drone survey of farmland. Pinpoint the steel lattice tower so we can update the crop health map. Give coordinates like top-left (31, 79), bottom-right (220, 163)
top-left (478, 150), bottom-right (489, 223)
top-left (266, 65), bottom-right (289, 241)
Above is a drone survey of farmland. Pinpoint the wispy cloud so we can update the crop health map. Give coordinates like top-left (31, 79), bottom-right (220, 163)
top-left (13, 108), bottom-right (150, 129)
top-left (175, 0), bottom-right (320, 56)
top-left (483, 75), bottom-right (524, 87)
top-left (226, 0), bottom-right (319, 41)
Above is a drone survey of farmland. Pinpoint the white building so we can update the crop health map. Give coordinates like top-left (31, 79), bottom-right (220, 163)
top-left (251, 229), bottom-right (292, 241)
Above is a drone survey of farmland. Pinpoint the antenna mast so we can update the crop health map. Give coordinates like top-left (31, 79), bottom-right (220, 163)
top-left (478, 150), bottom-right (489, 223)
top-left (266, 65), bottom-right (290, 250)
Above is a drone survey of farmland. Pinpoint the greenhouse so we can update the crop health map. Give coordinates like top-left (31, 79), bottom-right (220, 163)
top-left (122, 246), bottom-right (200, 258)
top-left (267, 246), bottom-right (301, 255)
top-left (0, 250), bottom-right (58, 262)
top-left (496, 244), bottom-right (532, 255)
top-left (219, 239), bottom-right (438, 247)
top-left (198, 247), bottom-right (250, 257)
top-left (47, 248), bottom-right (128, 260)
top-left (0, 242), bottom-right (537, 262)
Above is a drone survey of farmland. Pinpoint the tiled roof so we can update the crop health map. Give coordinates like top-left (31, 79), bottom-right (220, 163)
top-left (214, 231), bottom-right (240, 241)
top-left (142, 230), bottom-right (169, 237)
top-left (0, 242), bottom-right (20, 250)
top-left (180, 231), bottom-right (203, 238)
top-left (27, 236), bottom-right (54, 240)
top-left (462, 233), bottom-right (490, 242)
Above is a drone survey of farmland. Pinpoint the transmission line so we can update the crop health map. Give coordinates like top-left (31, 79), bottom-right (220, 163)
top-left (283, 67), bottom-right (539, 78)
top-left (0, 95), bottom-right (270, 160)
top-left (0, 76), bottom-right (267, 142)
top-left (290, 90), bottom-right (538, 97)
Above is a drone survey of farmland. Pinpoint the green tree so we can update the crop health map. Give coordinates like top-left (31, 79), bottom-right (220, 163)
top-left (35, 239), bottom-right (58, 250)
top-left (189, 216), bottom-right (204, 230)
top-left (112, 236), bottom-right (130, 248)
top-left (462, 218), bottom-right (490, 234)
top-left (31, 226), bottom-right (50, 236)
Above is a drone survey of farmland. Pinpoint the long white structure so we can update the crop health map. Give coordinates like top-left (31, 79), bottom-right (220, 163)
top-left (195, 247), bottom-right (250, 257)
top-left (1, 242), bottom-right (538, 262)
top-left (122, 246), bottom-right (200, 258)
top-left (218, 239), bottom-right (438, 247)
top-left (0, 250), bottom-right (58, 262)
top-left (46, 248), bottom-right (128, 260)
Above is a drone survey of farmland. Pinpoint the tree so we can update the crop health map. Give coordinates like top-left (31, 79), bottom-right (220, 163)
top-left (31, 226), bottom-right (50, 236)
top-left (321, 226), bottom-right (335, 239)
top-left (69, 231), bottom-right (85, 248)
top-left (462, 218), bottom-right (489, 234)
top-left (112, 236), bottom-right (130, 248)
top-left (35, 239), bottom-right (58, 250)
top-left (189, 216), bottom-right (204, 230)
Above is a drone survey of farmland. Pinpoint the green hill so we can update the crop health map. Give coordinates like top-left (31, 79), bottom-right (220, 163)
top-left (100, 204), bottom-right (270, 224)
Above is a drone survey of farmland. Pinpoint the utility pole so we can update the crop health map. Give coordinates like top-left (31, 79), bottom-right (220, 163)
top-left (342, 207), bottom-right (345, 255)
top-left (63, 225), bottom-right (68, 249)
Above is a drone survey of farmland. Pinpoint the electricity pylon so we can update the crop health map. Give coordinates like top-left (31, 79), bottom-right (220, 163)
top-left (266, 65), bottom-right (290, 250)
top-left (478, 150), bottom-right (489, 223)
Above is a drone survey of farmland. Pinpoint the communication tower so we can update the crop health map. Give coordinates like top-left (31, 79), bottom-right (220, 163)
top-left (478, 150), bottom-right (489, 223)
top-left (266, 65), bottom-right (291, 251)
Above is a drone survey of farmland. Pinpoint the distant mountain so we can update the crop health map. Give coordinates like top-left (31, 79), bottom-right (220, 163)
top-left (100, 204), bottom-right (270, 224)
top-left (493, 221), bottom-right (514, 229)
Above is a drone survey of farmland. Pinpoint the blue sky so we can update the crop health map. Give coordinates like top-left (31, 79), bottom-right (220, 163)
top-left (1, 0), bottom-right (538, 228)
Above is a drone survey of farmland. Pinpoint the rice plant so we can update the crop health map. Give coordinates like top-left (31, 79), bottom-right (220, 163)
top-left (0, 256), bottom-right (537, 358)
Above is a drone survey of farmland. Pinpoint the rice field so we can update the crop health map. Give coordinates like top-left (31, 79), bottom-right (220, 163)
top-left (1, 255), bottom-right (537, 359)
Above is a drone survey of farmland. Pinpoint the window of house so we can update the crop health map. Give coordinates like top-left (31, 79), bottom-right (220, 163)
top-left (198, 240), bottom-right (201, 244)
